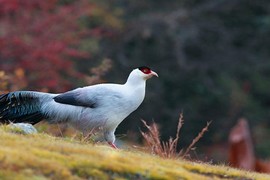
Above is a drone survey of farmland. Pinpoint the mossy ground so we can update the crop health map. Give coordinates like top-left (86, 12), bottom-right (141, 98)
top-left (0, 126), bottom-right (269, 180)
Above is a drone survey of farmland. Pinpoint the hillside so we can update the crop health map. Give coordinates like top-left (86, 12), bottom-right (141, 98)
top-left (0, 126), bottom-right (269, 180)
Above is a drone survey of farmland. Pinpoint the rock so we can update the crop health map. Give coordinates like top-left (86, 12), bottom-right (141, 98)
top-left (8, 123), bottom-right (38, 134)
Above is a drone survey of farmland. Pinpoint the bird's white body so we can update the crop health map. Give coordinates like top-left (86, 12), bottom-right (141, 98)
top-left (0, 67), bottom-right (157, 148)
top-left (40, 81), bottom-right (145, 142)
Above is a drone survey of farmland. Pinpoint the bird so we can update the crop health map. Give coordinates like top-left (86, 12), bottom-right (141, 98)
top-left (0, 66), bottom-right (158, 148)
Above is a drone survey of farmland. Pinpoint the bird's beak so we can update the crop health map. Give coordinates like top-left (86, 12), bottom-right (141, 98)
top-left (150, 70), bottom-right (158, 77)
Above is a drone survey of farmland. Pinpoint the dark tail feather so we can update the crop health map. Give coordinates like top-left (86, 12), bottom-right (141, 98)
top-left (0, 91), bottom-right (45, 124)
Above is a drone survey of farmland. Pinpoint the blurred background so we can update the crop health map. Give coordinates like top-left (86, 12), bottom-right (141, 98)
top-left (1, 0), bottom-right (270, 166)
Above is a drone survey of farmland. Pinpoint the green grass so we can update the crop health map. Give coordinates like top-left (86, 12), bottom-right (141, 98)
top-left (0, 126), bottom-right (269, 180)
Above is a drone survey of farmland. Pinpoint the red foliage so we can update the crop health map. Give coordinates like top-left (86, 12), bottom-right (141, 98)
top-left (0, 0), bottom-right (107, 91)
top-left (255, 160), bottom-right (270, 173)
top-left (228, 118), bottom-right (270, 173)
top-left (228, 118), bottom-right (255, 170)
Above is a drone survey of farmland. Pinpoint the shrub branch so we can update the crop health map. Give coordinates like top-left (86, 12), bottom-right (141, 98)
top-left (141, 113), bottom-right (211, 159)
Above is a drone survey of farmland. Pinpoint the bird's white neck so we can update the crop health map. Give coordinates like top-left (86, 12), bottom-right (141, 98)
top-left (125, 70), bottom-right (146, 88)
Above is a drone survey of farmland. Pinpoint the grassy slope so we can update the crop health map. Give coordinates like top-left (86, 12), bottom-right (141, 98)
top-left (0, 127), bottom-right (269, 180)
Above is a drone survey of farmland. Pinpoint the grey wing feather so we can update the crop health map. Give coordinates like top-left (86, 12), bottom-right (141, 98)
top-left (53, 88), bottom-right (97, 108)
top-left (53, 86), bottom-right (123, 109)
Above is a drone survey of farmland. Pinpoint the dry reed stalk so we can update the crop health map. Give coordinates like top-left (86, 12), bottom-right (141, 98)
top-left (141, 113), bottom-right (211, 159)
top-left (182, 121), bottom-right (212, 158)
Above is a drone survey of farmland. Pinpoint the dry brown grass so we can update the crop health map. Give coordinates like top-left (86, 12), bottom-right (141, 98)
top-left (141, 113), bottom-right (211, 159)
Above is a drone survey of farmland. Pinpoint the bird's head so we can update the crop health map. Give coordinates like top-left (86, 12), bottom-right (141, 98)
top-left (126, 66), bottom-right (158, 85)
top-left (136, 66), bottom-right (158, 80)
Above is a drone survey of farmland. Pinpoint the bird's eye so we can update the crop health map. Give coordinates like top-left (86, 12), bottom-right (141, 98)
top-left (143, 69), bottom-right (149, 73)
top-left (138, 66), bottom-right (151, 74)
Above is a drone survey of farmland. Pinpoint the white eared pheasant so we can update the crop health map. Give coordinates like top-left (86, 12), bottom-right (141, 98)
top-left (0, 66), bottom-right (158, 148)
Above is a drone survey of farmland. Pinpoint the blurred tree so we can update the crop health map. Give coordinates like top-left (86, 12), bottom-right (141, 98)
top-left (103, 0), bottom-right (270, 157)
top-left (0, 0), bottom-right (122, 91)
